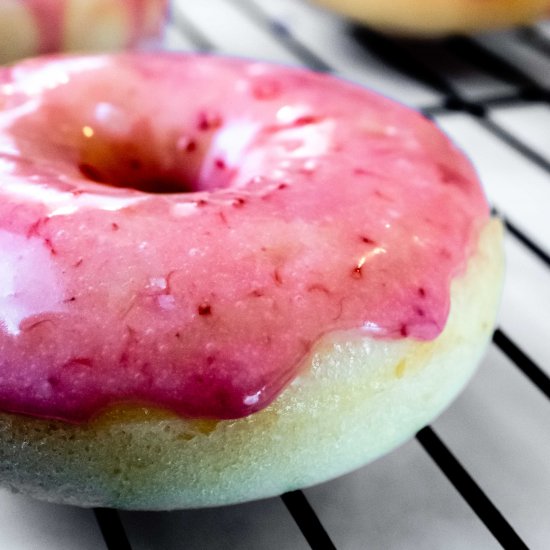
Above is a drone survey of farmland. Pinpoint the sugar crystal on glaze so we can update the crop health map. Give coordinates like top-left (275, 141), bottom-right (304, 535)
top-left (0, 54), bottom-right (489, 422)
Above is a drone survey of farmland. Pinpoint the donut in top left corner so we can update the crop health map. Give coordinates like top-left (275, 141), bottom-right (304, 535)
top-left (0, 0), bottom-right (168, 65)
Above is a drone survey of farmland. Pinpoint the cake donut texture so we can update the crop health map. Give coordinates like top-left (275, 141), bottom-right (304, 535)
top-left (311, 0), bottom-right (550, 36)
top-left (0, 0), bottom-right (167, 65)
top-left (0, 54), bottom-right (503, 509)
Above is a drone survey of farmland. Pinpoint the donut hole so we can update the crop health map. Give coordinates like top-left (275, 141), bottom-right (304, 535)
top-left (76, 122), bottom-right (207, 194)
top-left (12, 98), bottom-right (230, 195)
top-left (8, 62), bottom-right (245, 195)
top-left (76, 147), bottom-right (194, 195)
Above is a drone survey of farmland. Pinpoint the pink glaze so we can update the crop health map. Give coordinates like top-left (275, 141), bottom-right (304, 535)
top-left (12, 0), bottom-right (167, 55)
top-left (0, 54), bottom-right (489, 422)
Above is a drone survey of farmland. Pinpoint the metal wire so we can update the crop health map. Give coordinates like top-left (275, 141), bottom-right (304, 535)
top-left (281, 491), bottom-right (337, 550)
top-left (493, 329), bottom-right (550, 400)
top-left (94, 508), bottom-right (133, 550)
top-left (416, 427), bottom-right (530, 550)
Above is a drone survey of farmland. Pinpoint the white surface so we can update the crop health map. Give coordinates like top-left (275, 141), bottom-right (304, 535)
top-left (489, 103), bottom-right (550, 164)
top-left (306, 439), bottom-right (501, 550)
top-left (500, 234), bottom-right (550, 375)
top-left (434, 346), bottom-right (550, 550)
top-left (164, 23), bottom-right (195, 51)
top-left (436, 112), bottom-right (550, 256)
top-left (535, 20), bottom-right (550, 40)
top-left (0, 491), bottom-right (104, 550)
top-left (120, 498), bottom-right (309, 550)
top-left (172, 0), bottom-right (300, 64)
top-left (475, 29), bottom-right (550, 87)
top-left (0, 1), bottom-right (549, 549)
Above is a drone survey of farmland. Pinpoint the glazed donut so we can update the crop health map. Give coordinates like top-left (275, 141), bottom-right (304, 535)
top-left (310, 0), bottom-right (550, 36)
top-left (0, 0), bottom-right (167, 65)
top-left (0, 53), bottom-right (503, 509)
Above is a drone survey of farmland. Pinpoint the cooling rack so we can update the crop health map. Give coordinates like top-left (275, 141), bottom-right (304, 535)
top-left (1, 1), bottom-right (549, 548)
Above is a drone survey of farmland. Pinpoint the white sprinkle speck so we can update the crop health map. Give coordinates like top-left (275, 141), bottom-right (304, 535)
top-left (243, 391), bottom-right (261, 406)
top-left (158, 295), bottom-right (176, 310)
top-left (149, 277), bottom-right (167, 290)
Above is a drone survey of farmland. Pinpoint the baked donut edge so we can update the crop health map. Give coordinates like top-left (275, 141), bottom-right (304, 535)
top-left (0, 218), bottom-right (504, 510)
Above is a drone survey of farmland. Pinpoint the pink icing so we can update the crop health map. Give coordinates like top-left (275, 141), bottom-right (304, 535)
top-left (17, 0), bottom-right (167, 54)
top-left (0, 54), bottom-right (489, 422)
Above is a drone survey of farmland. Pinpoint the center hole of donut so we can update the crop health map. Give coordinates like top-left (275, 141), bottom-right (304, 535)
top-left (78, 158), bottom-right (194, 194)
top-left (76, 127), bottom-right (211, 195)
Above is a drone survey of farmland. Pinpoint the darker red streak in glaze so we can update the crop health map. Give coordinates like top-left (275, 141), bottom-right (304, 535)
top-left (78, 162), bottom-right (103, 182)
top-left (197, 111), bottom-right (223, 131)
top-left (198, 303), bottom-right (212, 316)
top-left (360, 235), bottom-right (376, 245)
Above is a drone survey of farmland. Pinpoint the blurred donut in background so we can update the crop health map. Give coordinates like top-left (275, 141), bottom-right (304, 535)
top-left (309, 0), bottom-right (550, 36)
top-left (0, 0), bottom-right (168, 64)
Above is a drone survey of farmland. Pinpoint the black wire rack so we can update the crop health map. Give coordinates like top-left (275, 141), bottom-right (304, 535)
top-left (2, 1), bottom-right (549, 548)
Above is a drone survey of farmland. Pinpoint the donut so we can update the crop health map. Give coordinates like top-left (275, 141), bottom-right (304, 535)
top-left (0, 0), bottom-right (167, 65)
top-left (310, 0), bottom-right (550, 36)
top-left (0, 53), bottom-right (503, 509)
